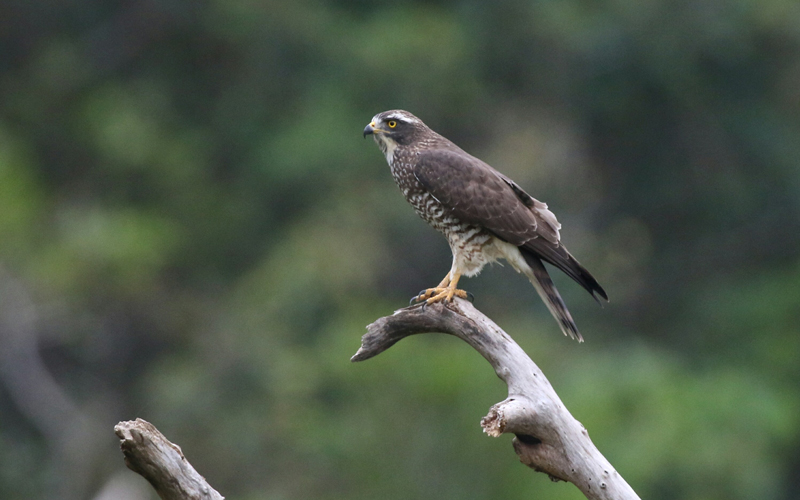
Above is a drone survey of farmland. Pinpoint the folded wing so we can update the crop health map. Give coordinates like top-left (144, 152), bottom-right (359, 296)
top-left (413, 149), bottom-right (607, 302)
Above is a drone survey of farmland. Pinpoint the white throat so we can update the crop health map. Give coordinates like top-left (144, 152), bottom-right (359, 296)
top-left (374, 135), bottom-right (398, 165)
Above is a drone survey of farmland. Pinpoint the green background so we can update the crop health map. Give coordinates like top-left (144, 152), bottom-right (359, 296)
top-left (1, 1), bottom-right (799, 499)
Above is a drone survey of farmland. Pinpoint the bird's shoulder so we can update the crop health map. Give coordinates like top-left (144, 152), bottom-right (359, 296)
top-left (412, 143), bottom-right (561, 245)
top-left (412, 141), bottom-right (495, 182)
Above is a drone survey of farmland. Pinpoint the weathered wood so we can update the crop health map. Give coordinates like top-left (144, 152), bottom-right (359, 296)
top-left (114, 419), bottom-right (224, 500)
top-left (352, 298), bottom-right (640, 500)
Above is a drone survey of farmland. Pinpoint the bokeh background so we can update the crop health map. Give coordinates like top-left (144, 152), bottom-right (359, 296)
top-left (1, 1), bottom-right (799, 499)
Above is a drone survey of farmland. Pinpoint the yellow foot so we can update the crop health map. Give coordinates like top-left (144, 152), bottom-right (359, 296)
top-left (409, 270), bottom-right (474, 305)
top-left (411, 287), bottom-right (473, 305)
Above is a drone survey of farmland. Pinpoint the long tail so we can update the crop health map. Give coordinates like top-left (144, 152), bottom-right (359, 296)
top-left (523, 240), bottom-right (608, 303)
top-left (520, 250), bottom-right (583, 342)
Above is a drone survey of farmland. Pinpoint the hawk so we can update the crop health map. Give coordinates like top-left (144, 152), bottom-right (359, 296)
top-left (364, 110), bottom-right (607, 341)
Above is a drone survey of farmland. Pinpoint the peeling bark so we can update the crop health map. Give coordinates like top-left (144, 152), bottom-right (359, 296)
top-left (116, 298), bottom-right (638, 500)
top-left (353, 299), bottom-right (640, 500)
top-left (114, 419), bottom-right (224, 500)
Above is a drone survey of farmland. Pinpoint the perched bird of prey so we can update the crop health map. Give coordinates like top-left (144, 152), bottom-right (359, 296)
top-left (364, 110), bottom-right (607, 341)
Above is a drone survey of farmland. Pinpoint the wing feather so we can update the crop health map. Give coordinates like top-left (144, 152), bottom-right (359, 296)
top-left (413, 150), bottom-right (545, 245)
top-left (414, 149), bottom-right (607, 302)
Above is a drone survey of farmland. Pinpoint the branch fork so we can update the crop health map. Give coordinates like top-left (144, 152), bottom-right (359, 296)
top-left (115, 299), bottom-right (639, 500)
top-left (352, 299), bottom-right (639, 500)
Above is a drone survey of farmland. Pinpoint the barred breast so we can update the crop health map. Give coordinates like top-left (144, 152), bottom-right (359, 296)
top-left (390, 147), bottom-right (495, 276)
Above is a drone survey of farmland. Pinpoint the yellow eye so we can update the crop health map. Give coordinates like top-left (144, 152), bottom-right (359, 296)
top-left (387, 120), bottom-right (397, 128)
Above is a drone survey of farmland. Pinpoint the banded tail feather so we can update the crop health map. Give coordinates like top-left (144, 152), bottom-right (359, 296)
top-left (521, 249), bottom-right (583, 342)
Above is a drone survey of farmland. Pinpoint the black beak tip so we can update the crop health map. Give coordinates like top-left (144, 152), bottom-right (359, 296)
top-left (363, 125), bottom-right (373, 138)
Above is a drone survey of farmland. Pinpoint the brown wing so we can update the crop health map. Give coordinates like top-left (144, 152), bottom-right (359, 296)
top-left (414, 149), bottom-right (607, 301)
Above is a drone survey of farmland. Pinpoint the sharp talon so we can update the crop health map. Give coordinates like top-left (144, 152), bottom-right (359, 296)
top-left (410, 290), bottom-right (425, 305)
top-left (466, 291), bottom-right (474, 303)
top-left (408, 284), bottom-right (464, 307)
top-left (420, 302), bottom-right (427, 312)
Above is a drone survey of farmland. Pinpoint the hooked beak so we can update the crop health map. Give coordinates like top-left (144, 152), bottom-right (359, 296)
top-left (363, 121), bottom-right (386, 138)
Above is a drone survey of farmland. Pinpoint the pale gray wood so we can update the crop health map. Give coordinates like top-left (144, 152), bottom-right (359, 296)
top-left (353, 298), bottom-right (640, 500)
top-left (114, 419), bottom-right (224, 500)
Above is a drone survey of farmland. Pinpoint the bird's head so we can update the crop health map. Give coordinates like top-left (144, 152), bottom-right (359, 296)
top-left (363, 110), bottom-right (426, 150)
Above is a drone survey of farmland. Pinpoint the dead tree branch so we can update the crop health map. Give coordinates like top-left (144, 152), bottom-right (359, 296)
top-left (114, 419), bottom-right (224, 500)
top-left (352, 298), bottom-right (640, 500)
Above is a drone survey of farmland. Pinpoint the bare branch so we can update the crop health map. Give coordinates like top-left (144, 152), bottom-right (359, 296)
top-left (353, 299), bottom-right (640, 500)
top-left (114, 419), bottom-right (224, 500)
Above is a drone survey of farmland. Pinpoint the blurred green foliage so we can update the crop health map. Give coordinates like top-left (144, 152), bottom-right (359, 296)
top-left (1, 0), bottom-right (799, 499)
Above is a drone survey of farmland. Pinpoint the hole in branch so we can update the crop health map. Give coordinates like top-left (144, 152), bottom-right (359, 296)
top-left (514, 434), bottom-right (542, 445)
